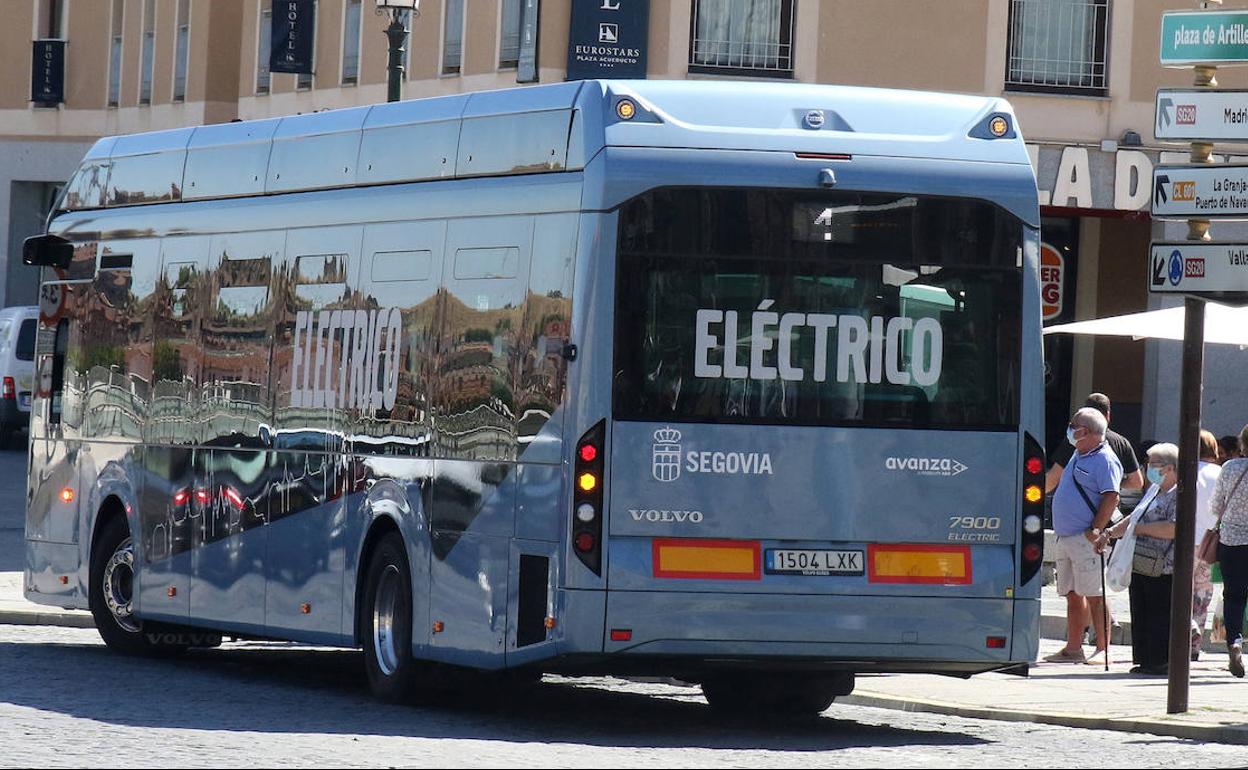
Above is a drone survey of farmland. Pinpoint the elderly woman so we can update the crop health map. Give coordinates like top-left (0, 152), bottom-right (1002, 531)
top-left (1106, 442), bottom-right (1179, 676)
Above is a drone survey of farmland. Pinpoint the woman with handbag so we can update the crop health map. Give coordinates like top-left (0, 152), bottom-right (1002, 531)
top-left (1105, 443), bottom-right (1180, 675)
top-left (1207, 425), bottom-right (1248, 678)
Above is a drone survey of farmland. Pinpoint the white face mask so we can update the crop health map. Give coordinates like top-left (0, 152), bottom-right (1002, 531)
top-left (1066, 426), bottom-right (1081, 447)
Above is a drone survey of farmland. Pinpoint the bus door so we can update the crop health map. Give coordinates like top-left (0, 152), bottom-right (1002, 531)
top-left (265, 225), bottom-right (363, 637)
top-left (188, 230), bottom-right (282, 632)
top-left (136, 235), bottom-right (210, 621)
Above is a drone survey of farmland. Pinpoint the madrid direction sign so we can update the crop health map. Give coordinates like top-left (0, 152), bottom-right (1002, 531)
top-left (1150, 242), bottom-right (1248, 301)
top-left (1151, 163), bottom-right (1248, 218)
top-left (1156, 88), bottom-right (1248, 141)
top-left (1161, 10), bottom-right (1248, 66)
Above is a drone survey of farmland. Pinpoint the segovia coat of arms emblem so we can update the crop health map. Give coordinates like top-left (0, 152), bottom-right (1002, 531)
top-left (652, 427), bottom-right (682, 482)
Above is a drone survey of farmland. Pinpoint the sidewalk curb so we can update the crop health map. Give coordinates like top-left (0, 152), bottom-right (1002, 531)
top-left (843, 690), bottom-right (1248, 745)
top-left (0, 607), bottom-right (94, 629)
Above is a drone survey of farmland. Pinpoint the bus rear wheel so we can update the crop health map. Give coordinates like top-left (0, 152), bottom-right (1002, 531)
top-left (362, 532), bottom-right (419, 702)
top-left (88, 515), bottom-right (184, 656)
top-left (701, 672), bottom-right (851, 717)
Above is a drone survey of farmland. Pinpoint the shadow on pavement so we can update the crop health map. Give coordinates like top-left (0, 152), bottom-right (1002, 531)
top-left (0, 639), bottom-right (988, 751)
top-left (0, 445), bottom-right (29, 573)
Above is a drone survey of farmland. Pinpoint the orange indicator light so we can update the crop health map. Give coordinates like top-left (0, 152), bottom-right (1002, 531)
top-left (60, 487), bottom-right (74, 503)
top-left (578, 473), bottom-right (597, 492)
top-left (1025, 485), bottom-right (1043, 504)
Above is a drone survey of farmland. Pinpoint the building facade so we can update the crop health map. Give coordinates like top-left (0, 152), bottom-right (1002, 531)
top-left (3, 0), bottom-right (1244, 450)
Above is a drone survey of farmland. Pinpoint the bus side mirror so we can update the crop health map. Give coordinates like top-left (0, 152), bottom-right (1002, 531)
top-left (22, 234), bottom-right (74, 269)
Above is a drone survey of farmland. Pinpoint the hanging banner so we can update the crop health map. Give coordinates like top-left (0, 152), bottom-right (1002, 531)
top-left (517, 0), bottom-right (541, 83)
top-left (271, 0), bottom-right (316, 75)
top-left (567, 0), bottom-right (649, 80)
top-left (31, 39), bottom-right (65, 104)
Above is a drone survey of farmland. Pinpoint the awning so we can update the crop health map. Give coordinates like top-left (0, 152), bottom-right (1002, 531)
top-left (1043, 302), bottom-right (1248, 346)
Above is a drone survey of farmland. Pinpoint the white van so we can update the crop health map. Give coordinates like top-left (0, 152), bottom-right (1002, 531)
top-left (0, 306), bottom-right (38, 442)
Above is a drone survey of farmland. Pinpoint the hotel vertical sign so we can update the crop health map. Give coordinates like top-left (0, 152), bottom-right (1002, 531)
top-left (270, 0), bottom-right (316, 75)
top-left (567, 0), bottom-right (649, 80)
top-left (31, 40), bottom-right (65, 104)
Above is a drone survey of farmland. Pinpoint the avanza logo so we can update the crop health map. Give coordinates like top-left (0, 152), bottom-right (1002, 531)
top-left (885, 456), bottom-right (968, 477)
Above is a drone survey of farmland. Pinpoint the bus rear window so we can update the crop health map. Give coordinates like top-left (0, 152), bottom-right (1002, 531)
top-left (15, 319), bottom-right (35, 362)
top-left (612, 188), bottom-right (1023, 430)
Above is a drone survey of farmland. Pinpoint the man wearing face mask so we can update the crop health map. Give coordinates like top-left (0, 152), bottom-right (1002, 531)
top-left (1043, 407), bottom-right (1123, 665)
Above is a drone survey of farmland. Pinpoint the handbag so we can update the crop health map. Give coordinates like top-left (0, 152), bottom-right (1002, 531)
top-left (1106, 485), bottom-right (1161, 592)
top-left (1202, 464), bottom-right (1248, 566)
top-left (1198, 527), bottom-right (1220, 565)
top-left (1132, 536), bottom-right (1171, 577)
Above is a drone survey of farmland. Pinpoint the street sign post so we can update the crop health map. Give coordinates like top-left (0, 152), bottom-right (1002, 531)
top-left (1161, 9), bottom-right (1248, 66)
top-left (1151, 162), bottom-right (1248, 218)
top-left (1156, 0), bottom-right (1236, 717)
top-left (1149, 241), bottom-right (1248, 303)
top-left (1155, 88), bottom-right (1248, 141)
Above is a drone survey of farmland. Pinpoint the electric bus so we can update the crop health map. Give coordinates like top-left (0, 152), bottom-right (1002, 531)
top-left (23, 79), bottom-right (1044, 714)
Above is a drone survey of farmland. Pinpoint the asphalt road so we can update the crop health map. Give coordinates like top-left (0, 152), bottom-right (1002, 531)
top-left (1, 625), bottom-right (1245, 768)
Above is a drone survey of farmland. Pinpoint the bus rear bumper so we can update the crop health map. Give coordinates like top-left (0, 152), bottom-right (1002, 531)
top-left (562, 589), bottom-right (1037, 675)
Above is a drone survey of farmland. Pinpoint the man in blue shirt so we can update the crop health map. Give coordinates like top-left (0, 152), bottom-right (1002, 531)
top-left (1044, 407), bottom-right (1123, 665)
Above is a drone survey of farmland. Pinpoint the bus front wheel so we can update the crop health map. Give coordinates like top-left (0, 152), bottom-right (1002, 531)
top-left (701, 672), bottom-right (851, 717)
top-left (362, 532), bottom-right (419, 702)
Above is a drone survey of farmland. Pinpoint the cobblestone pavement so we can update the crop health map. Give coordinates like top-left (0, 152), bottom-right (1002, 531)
top-left (1, 625), bottom-right (1245, 768)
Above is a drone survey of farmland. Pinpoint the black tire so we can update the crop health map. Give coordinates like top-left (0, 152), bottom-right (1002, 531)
top-left (89, 515), bottom-right (184, 656)
top-left (701, 672), bottom-right (850, 717)
top-left (362, 532), bottom-right (419, 702)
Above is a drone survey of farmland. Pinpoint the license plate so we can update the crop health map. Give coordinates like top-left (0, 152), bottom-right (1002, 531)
top-left (765, 549), bottom-right (863, 576)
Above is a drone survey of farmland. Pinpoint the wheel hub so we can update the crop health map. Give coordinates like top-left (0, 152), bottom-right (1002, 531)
top-left (102, 537), bottom-right (139, 633)
top-left (373, 564), bottom-right (401, 676)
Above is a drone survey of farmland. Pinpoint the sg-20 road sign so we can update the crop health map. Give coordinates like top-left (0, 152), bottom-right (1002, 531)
top-left (1156, 89), bottom-right (1248, 141)
top-left (1150, 242), bottom-right (1248, 303)
top-left (1151, 163), bottom-right (1248, 218)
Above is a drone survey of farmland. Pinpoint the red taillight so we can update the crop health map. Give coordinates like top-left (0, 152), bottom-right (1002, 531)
top-left (2, 377), bottom-right (14, 400)
top-left (986, 636), bottom-right (1008, 649)
top-left (223, 487), bottom-right (245, 510)
top-left (610, 629), bottom-right (632, 642)
top-left (195, 489), bottom-right (212, 504)
top-left (172, 489), bottom-right (190, 506)
top-left (1020, 435), bottom-right (1046, 585)
top-left (572, 422), bottom-right (606, 575)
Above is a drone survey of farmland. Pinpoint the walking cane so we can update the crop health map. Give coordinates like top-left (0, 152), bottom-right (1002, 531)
top-left (1100, 548), bottom-right (1109, 671)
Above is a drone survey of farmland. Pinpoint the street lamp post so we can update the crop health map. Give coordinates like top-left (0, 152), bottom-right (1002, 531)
top-left (376, 0), bottom-right (419, 103)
